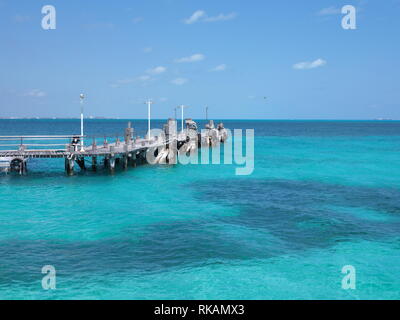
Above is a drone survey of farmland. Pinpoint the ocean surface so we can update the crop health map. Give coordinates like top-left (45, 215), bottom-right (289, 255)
top-left (0, 119), bottom-right (399, 300)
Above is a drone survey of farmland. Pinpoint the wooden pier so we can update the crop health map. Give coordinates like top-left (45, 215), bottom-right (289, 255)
top-left (0, 119), bottom-right (228, 175)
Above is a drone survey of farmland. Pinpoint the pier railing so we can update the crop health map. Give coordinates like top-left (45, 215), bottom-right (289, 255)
top-left (0, 134), bottom-right (167, 153)
top-left (0, 135), bottom-right (81, 151)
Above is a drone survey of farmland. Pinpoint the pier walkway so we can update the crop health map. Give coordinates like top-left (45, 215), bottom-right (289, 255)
top-left (0, 119), bottom-right (228, 175)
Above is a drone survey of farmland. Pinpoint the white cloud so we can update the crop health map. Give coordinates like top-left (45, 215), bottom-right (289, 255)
top-left (293, 58), bottom-right (327, 70)
top-left (137, 75), bottom-right (151, 82)
top-left (175, 53), bottom-right (205, 63)
top-left (146, 66), bottom-right (166, 75)
top-left (143, 47), bottom-right (153, 53)
top-left (183, 10), bottom-right (237, 24)
top-left (24, 89), bottom-right (46, 97)
top-left (204, 12), bottom-right (237, 22)
top-left (111, 65), bottom-right (167, 88)
top-left (317, 7), bottom-right (342, 15)
top-left (210, 64), bottom-right (227, 72)
top-left (184, 10), bottom-right (206, 24)
top-left (111, 66), bottom-right (165, 88)
top-left (171, 78), bottom-right (188, 85)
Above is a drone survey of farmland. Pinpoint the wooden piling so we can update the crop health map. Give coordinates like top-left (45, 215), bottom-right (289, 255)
top-left (122, 154), bottom-right (128, 170)
top-left (131, 152), bottom-right (137, 167)
top-left (109, 156), bottom-right (116, 174)
top-left (92, 156), bottom-right (97, 171)
top-left (104, 157), bottom-right (110, 169)
top-left (18, 159), bottom-right (27, 175)
top-left (76, 157), bottom-right (86, 171)
top-left (65, 158), bottom-right (74, 176)
top-left (22, 160), bottom-right (27, 175)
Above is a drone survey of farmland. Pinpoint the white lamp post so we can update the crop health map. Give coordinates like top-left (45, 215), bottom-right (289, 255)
top-left (145, 99), bottom-right (153, 140)
top-left (79, 93), bottom-right (85, 151)
top-left (178, 105), bottom-right (188, 134)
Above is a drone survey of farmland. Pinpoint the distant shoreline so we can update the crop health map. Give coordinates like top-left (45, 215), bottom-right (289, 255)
top-left (0, 118), bottom-right (399, 121)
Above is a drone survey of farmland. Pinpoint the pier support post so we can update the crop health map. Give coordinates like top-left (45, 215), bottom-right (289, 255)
top-left (109, 156), bottom-right (116, 174)
top-left (23, 160), bottom-right (27, 174)
top-left (142, 151), bottom-right (145, 165)
top-left (104, 157), bottom-right (109, 169)
top-left (122, 154), bottom-right (128, 170)
top-left (138, 151), bottom-right (143, 165)
top-left (65, 158), bottom-right (75, 176)
top-left (142, 150), bottom-right (147, 165)
top-left (76, 157), bottom-right (86, 171)
top-left (92, 156), bottom-right (97, 171)
top-left (131, 152), bottom-right (137, 167)
top-left (19, 159), bottom-right (27, 175)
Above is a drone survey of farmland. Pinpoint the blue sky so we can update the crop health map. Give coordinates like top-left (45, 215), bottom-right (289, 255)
top-left (0, 0), bottom-right (399, 119)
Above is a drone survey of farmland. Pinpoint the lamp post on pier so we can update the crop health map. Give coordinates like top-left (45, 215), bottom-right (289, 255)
top-left (80, 93), bottom-right (85, 151)
top-left (145, 99), bottom-right (153, 140)
top-left (178, 105), bottom-right (188, 134)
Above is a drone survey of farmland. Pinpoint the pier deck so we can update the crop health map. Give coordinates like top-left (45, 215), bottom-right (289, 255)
top-left (0, 119), bottom-right (228, 175)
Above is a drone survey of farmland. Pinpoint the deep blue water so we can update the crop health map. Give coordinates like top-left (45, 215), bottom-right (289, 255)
top-left (0, 119), bottom-right (399, 299)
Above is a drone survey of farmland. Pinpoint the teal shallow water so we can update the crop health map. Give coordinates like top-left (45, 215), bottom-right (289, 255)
top-left (0, 120), bottom-right (399, 299)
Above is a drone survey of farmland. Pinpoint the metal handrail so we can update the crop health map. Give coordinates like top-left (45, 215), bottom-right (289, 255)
top-left (0, 135), bottom-right (80, 152)
top-left (0, 144), bottom-right (69, 147)
top-left (0, 133), bottom-right (176, 153)
top-left (0, 135), bottom-right (82, 139)
top-left (0, 138), bottom-right (80, 142)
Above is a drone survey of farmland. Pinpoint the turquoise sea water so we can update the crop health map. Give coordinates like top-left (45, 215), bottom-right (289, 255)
top-left (0, 120), bottom-right (399, 300)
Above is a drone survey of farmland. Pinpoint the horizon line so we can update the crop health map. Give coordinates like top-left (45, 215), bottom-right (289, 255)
top-left (0, 117), bottom-right (399, 121)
